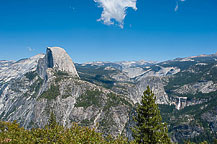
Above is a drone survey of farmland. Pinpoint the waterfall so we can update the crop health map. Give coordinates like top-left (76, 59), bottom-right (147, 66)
top-left (177, 97), bottom-right (181, 110)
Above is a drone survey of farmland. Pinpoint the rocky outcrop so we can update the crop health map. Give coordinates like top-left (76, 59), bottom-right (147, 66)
top-left (122, 67), bottom-right (145, 78)
top-left (173, 81), bottom-right (217, 95)
top-left (0, 47), bottom-right (131, 137)
top-left (128, 76), bottom-right (169, 104)
top-left (37, 47), bottom-right (79, 79)
top-left (201, 107), bottom-right (217, 132)
top-left (0, 54), bottom-right (44, 83)
top-left (171, 124), bottom-right (204, 142)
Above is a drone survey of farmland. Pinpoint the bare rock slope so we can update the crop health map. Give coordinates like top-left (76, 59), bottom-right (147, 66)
top-left (0, 47), bottom-right (131, 137)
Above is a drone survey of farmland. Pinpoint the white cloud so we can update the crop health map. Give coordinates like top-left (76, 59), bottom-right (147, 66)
top-left (94, 0), bottom-right (186, 27)
top-left (94, 0), bottom-right (137, 28)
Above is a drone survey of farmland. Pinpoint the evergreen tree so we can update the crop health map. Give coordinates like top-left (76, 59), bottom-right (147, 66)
top-left (132, 86), bottom-right (171, 144)
top-left (48, 111), bottom-right (57, 129)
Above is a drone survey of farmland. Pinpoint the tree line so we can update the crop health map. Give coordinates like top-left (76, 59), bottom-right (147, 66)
top-left (0, 86), bottom-right (212, 143)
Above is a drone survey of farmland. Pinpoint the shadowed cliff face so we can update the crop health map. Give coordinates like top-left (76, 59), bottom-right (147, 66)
top-left (46, 48), bottom-right (54, 68)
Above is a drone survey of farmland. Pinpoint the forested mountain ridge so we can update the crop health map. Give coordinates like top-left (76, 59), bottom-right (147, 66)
top-left (0, 48), bottom-right (216, 143)
top-left (75, 52), bottom-right (217, 143)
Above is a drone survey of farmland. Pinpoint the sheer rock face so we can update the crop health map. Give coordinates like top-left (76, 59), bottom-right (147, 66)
top-left (128, 76), bottom-right (169, 104)
top-left (0, 47), bottom-right (130, 137)
top-left (38, 47), bottom-right (79, 78)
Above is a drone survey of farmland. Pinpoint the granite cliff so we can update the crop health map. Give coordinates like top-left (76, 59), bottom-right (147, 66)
top-left (0, 48), bottom-right (217, 143)
top-left (0, 47), bottom-right (131, 137)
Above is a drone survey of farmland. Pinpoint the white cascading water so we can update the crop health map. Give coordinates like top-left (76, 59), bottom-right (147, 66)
top-left (177, 97), bottom-right (181, 110)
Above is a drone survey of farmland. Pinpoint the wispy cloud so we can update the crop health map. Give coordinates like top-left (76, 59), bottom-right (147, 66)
top-left (175, 0), bottom-right (186, 12)
top-left (27, 47), bottom-right (35, 52)
top-left (93, 0), bottom-right (137, 28)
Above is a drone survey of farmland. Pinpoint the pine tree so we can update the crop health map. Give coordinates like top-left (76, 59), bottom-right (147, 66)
top-left (132, 86), bottom-right (172, 144)
top-left (48, 111), bottom-right (57, 129)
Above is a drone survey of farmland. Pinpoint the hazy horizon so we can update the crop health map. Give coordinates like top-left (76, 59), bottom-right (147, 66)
top-left (1, 48), bottom-right (216, 64)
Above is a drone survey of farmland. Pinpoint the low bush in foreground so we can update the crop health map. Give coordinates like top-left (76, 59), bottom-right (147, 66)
top-left (0, 120), bottom-right (135, 144)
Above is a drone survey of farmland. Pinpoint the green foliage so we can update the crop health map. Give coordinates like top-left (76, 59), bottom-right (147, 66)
top-left (0, 121), bottom-right (31, 144)
top-left (80, 119), bottom-right (92, 126)
top-left (103, 93), bottom-right (132, 111)
top-left (161, 61), bottom-right (196, 71)
top-left (158, 94), bottom-right (217, 143)
top-left (0, 120), bottom-right (135, 144)
top-left (75, 64), bottom-right (118, 89)
top-left (54, 71), bottom-right (70, 83)
top-left (75, 90), bottom-right (102, 108)
top-left (39, 84), bottom-right (60, 100)
top-left (187, 131), bottom-right (216, 144)
top-left (80, 73), bottom-right (115, 89)
top-left (28, 77), bottom-right (43, 98)
top-left (184, 140), bottom-right (209, 144)
top-left (207, 66), bottom-right (217, 82)
top-left (54, 70), bottom-right (69, 77)
top-left (149, 65), bottom-right (161, 72)
top-left (165, 62), bottom-right (216, 91)
top-left (161, 61), bottom-right (217, 143)
top-left (48, 111), bottom-right (57, 129)
top-left (132, 86), bottom-right (172, 144)
top-left (165, 72), bottom-right (203, 91)
top-left (62, 87), bottom-right (73, 99)
top-left (25, 71), bottom-right (37, 81)
top-left (30, 78), bottom-right (43, 92)
top-left (158, 104), bottom-right (176, 122)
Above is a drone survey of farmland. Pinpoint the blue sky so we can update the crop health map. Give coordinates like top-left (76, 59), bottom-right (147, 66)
top-left (0, 0), bottom-right (217, 63)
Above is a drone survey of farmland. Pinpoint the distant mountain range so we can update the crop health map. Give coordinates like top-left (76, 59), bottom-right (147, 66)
top-left (0, 48), bottom-right (216, 143)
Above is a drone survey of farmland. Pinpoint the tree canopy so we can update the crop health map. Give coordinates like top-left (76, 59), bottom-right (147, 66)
top-left (132, 86), bottom-right (171, 144)
top-left (0, 114), bottom-right (135, 144)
